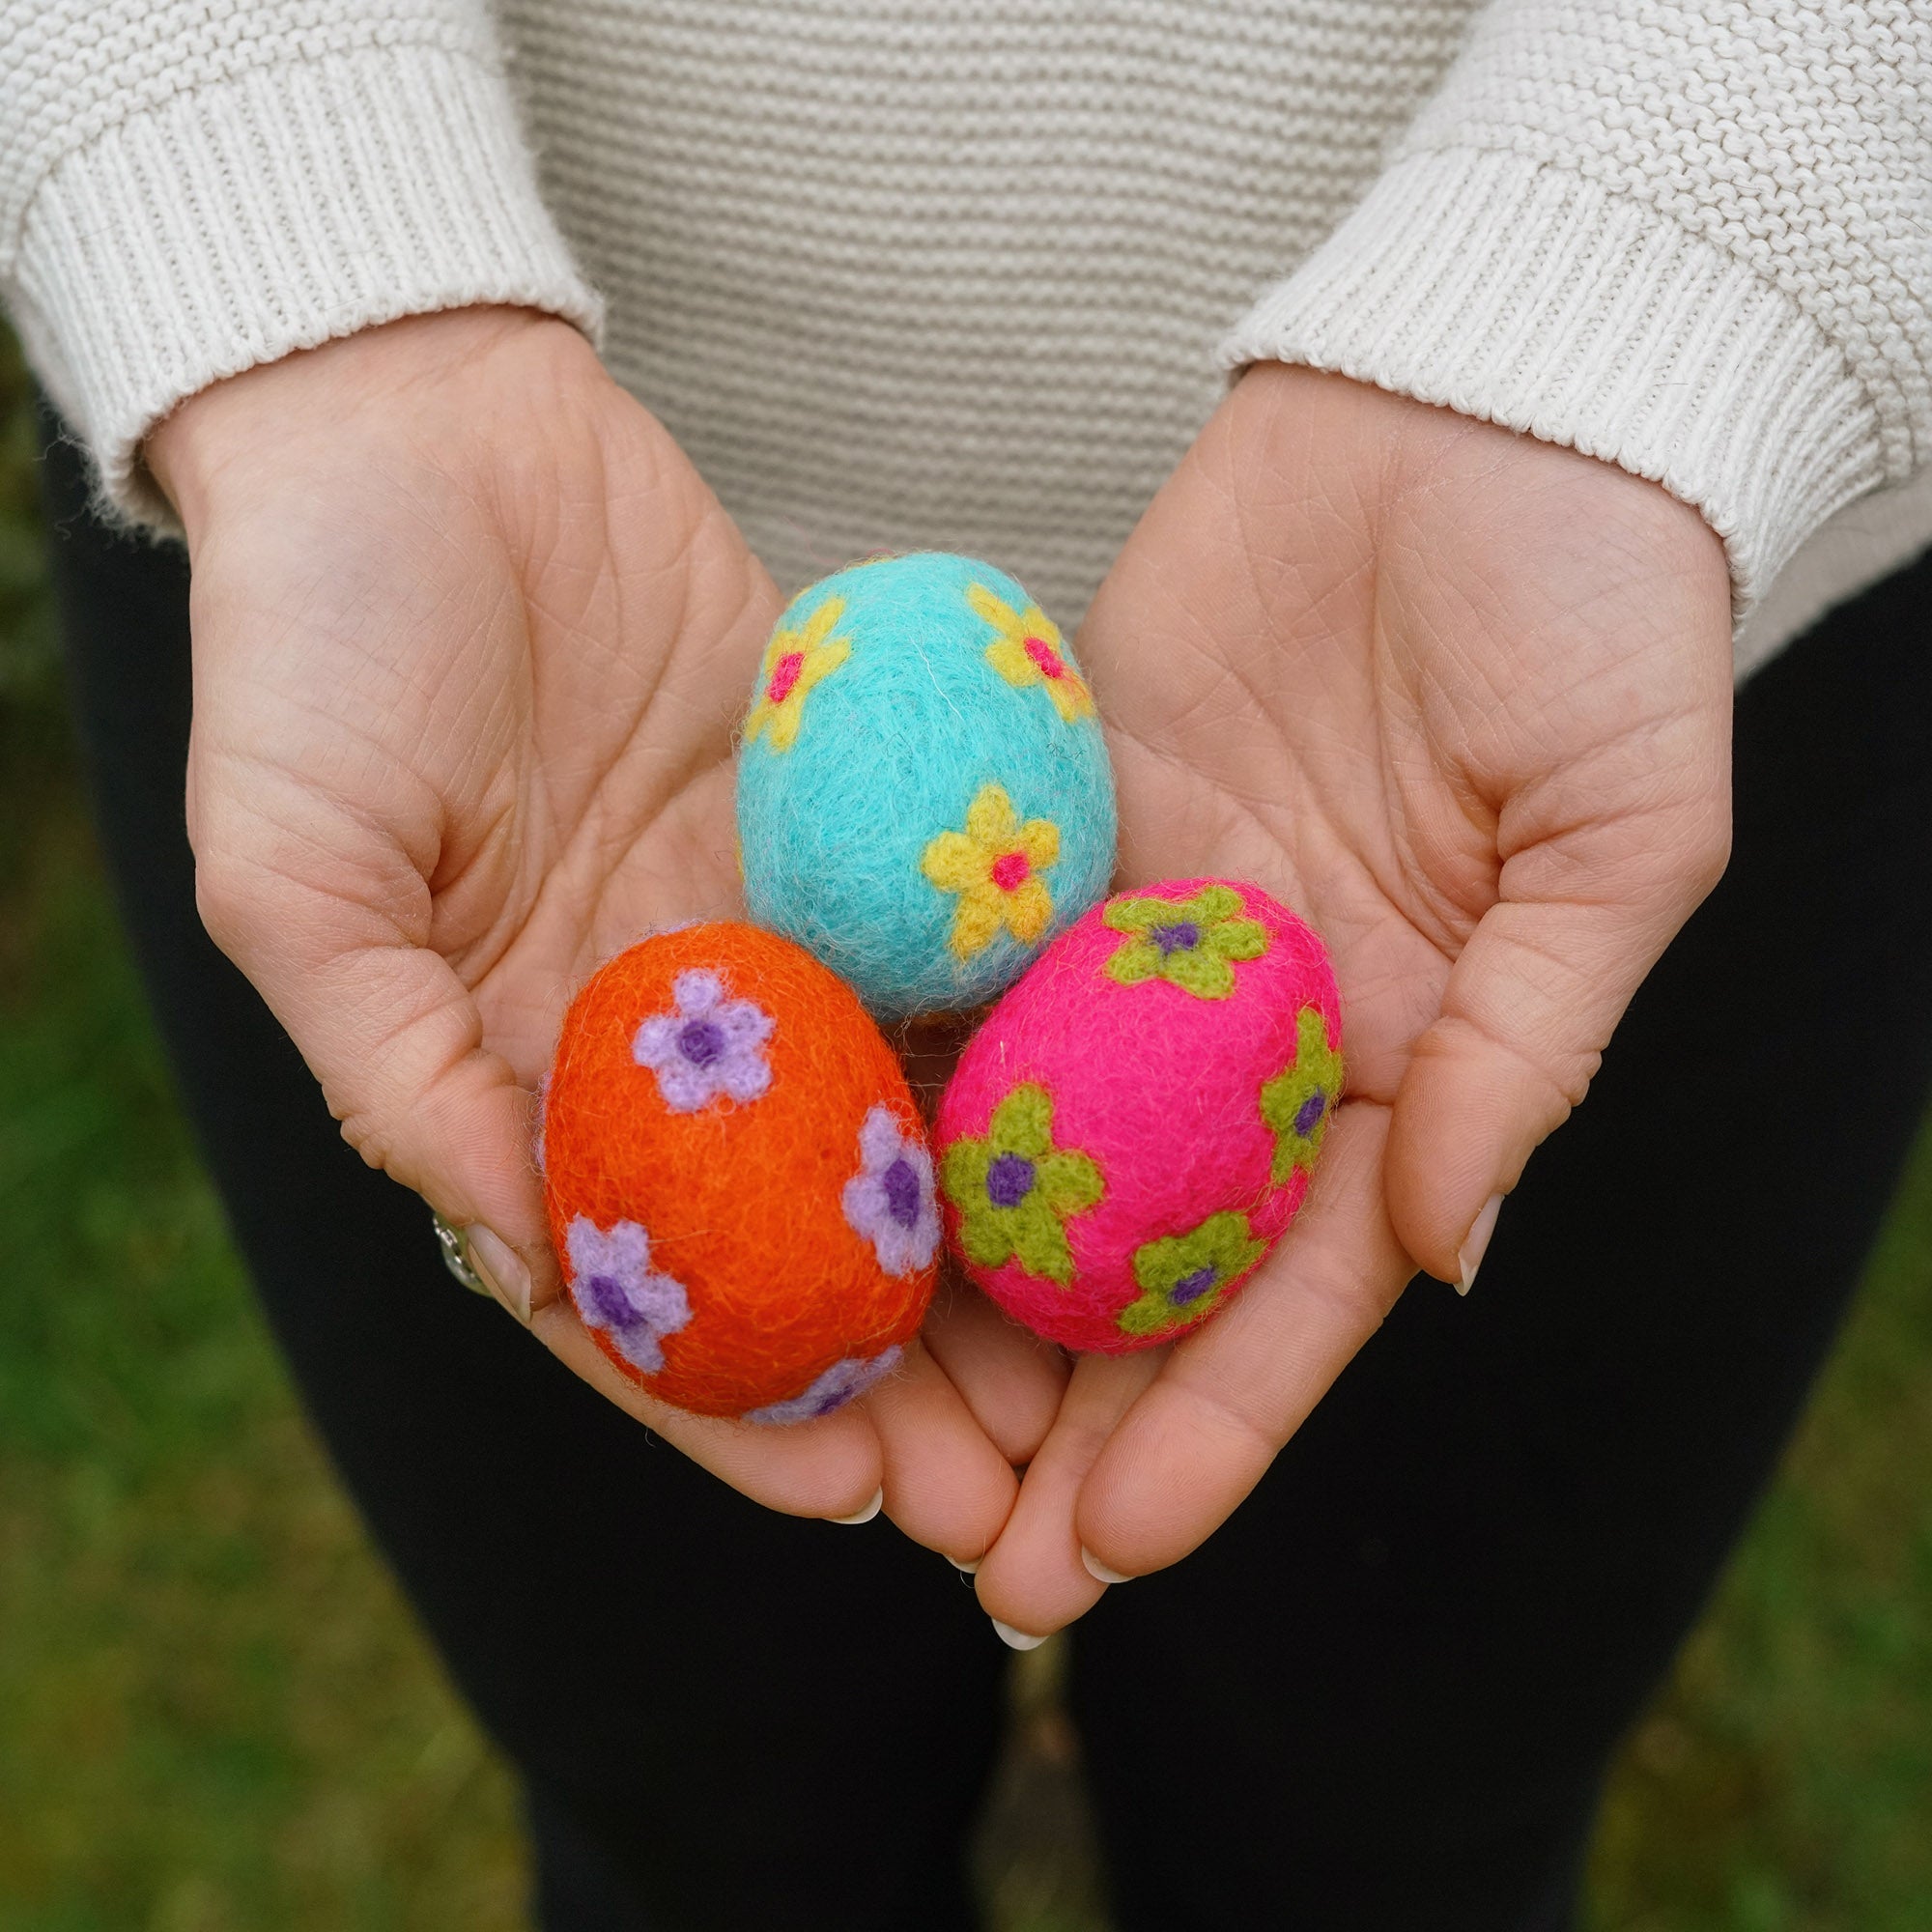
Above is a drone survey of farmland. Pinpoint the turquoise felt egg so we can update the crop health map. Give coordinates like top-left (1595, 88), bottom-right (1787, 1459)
top-left (736, 553), bottom-right (1118, 1022)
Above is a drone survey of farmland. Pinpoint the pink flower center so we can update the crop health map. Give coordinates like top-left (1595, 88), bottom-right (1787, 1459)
top-left (1023, 636), bottom-right (1066, 680)
top-left (766, 650), bottom-right (806, 705)
top-left (990, 850), bottom-right (1032, 893)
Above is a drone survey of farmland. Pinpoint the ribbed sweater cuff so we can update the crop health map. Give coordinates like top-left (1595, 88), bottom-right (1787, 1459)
top-left (8, 43), bottom-right (603, 528)
top-left (1221, 148), bottom-right (1887, 614)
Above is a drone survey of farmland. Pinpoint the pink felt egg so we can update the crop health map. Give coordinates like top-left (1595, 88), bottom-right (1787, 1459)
top-left (934, 878), bottom-right (1343, 1353)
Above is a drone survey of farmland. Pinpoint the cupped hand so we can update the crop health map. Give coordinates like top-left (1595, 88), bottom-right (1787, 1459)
top-left (976, 363), bottom-right (1734, 1635)
top-left (148, 307), bottom-right (1061, 1553)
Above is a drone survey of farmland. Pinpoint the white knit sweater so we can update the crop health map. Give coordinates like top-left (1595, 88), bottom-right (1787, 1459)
top-left (5, 2), bottom-right (1931, 676)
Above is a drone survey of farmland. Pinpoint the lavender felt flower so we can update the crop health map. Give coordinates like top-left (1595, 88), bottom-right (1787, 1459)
top-left (746, 1346), bottom-right (904, 1426)
top-left (841, 1105), bottom-right (940, 1276)
top-left (565, 1215), bottom-right (692, 1374)
top-left (632, 968), bottom-right (775, 1112)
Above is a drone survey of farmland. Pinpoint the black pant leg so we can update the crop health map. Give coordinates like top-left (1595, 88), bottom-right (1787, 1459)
top-left (1070, 554), bottom-right (1932, 1931)
top-left (38, 413), bottom-right (1006, 1932)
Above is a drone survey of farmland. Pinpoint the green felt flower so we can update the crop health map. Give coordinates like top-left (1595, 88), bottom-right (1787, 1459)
top-left (1259, 1007), bottom-right (1345, 1183)
top-left (1102, 885), bottom-right (1268, 999)
top-left (1118, 1211), bottom-right (1268, 1340)
top-left (941, 1085), bottom-right (1104, 1286)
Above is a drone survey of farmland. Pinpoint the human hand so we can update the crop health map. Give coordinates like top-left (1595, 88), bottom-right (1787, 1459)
top-left (148, 308), bottom-right (1062, 1552)
top-left (976, 363), bottom-right (1734, 1635)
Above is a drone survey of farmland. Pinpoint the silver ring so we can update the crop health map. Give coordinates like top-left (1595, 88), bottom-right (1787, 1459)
top-left (432, 1211), bottom-right (495, 1297)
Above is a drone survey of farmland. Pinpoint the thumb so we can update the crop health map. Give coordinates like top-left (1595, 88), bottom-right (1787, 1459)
top-left (188, 776), bottom-right (556, 1318)
top-left (1385, 795), bottom-right (1730, 1291)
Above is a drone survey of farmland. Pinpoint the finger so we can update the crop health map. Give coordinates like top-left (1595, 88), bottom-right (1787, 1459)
top-left (190, 780), bottom-right (560, 1302)
top-left (532, 1300), bottom-right (887, 1519)
top-left (974, 1350), bottom-right (1163, 1641)
top-left (1074, 1101), bottom-right (1411, 1579)
top-left (895, 1011), bottom-right (1070, 1463)
top-left (1385, 788), bottom-right (1730, 1285)
top-left (859, 1339), bottom-right (1022, 1565)
top-left (919, 1276), bottom-right (1071, 1466)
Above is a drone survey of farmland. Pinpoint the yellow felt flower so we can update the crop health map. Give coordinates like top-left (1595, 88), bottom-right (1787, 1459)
top-left (966, 582), bottom-right (1094, 724)
top-left (744, 596), bottom-right (851, 753)
top-left (921, 783), bottom-right (1061, 960)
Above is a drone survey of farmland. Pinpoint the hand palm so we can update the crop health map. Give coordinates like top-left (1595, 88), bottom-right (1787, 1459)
top-left (976, 365), bottom-right (1734, 1633)
top-left (160, 311), bottom-right (1047, 1547)
top-left (211, 363), bottom-right (759, 1079)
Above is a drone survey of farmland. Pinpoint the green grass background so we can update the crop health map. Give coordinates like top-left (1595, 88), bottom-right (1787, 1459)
top-left (1, 324), bottom-right (1927, 1930)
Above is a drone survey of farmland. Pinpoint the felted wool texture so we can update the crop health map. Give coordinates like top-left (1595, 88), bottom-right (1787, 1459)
top-left (735, 553), bottom-right (1117, 1024)
top-left (542, 923), bottom-right (937, 1420)
top-left (935, 880), bottom-right (1343, 1355)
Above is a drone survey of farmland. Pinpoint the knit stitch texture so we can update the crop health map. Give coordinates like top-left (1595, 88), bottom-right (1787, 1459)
top-left (0, 1), bottom-right (600, 522)
top-left (1227, 1), bottom-right (1932, 645)
top-left (6, 1), bottom-right (1932, 666)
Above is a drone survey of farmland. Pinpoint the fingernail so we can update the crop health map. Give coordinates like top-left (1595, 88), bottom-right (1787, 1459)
top-left (1081, 1548), bottom-right (1131, 1584)
top-left (828, 1487), bottom-right (883, 1525)
top-left (1457, 1193), bottom-right (1504, 1297)
top-left (467, 1225), bottom-right (533, 1324)
top-left (951, 1555), bottom-right (981, 1575)
top-left (990, 1619), bottom-right (1046, 1651)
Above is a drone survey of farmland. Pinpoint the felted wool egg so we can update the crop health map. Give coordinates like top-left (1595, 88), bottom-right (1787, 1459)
top-left (934, 879), bottom-right (1343, 1354)
top-left (735, 553), bottom-right (1117, 1024)
top-left (541, 923), bottom-right (940, 1421)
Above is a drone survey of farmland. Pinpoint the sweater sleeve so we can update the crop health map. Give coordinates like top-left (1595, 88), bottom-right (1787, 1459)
top-left (0, 0), bottom-right (602, 526)
top-left (1221, 1), bottom-right (1932, 615)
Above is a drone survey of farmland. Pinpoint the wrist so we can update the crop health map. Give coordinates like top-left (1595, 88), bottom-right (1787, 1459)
top-left (144, 305), bottom-right (583, 537)
top-left (1224, 362), bottom-right (1727, 604)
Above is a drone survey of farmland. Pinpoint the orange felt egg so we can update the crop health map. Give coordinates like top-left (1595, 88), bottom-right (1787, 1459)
top-left (541, 923), bottom-right (937, 1420)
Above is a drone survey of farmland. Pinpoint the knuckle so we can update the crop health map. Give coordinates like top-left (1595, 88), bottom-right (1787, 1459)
top-left (1436, 1010), bottom-right (1591, 1119)
top-left (1179, 1369), bottom-right (1291, 1469)
top-left (1528, 1044), bottom-right (1595, 1119)
top-left (335, 1104), bottom-right (391, 1169)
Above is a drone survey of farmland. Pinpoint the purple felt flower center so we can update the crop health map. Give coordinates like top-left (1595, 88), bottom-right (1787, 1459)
top-left (1152, 920), bottom-right (1200, 955)
top-left (633, 969), bottom-right (775, 1113)
top-left (583, 1273), bottom-right (635, 1328)
top-left (1170, 1264), bottom-right (1219, 1307)
top-left (747, 1346), bottom-right (904, 1427)
top-left (565, 1216), bottom-right (692, 1376)
top-left (1294, 1091), bottom-right (1329, 1137)
top-left (842, 1105), bottom-right (940, 1278)
top-left (678, 1018), bottom-right (725, 1066)
top-left (882, 1156), bottom-right (923, 1229)
top-left (986, 1151), bottom-right (1037, 1208)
